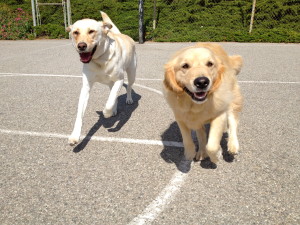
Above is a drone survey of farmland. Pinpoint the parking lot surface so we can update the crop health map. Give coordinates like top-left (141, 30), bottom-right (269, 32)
top-left (0, 40), bottom-right (299, 224)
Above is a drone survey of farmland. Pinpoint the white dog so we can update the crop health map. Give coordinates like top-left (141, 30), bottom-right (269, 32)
top-left (67, 11), bottom-right (137, 145)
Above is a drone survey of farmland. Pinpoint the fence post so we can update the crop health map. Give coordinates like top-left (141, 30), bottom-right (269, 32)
top-left (249, 0), bottom-right (256, 33)
top-left (139, 0), bottom-right (145, 43)
top-left (153, 0), bottom-right (157, 30)
top-left (30, 0), bottom-right (37, 27)
top-left (67, 0), bottom-right (72, 27)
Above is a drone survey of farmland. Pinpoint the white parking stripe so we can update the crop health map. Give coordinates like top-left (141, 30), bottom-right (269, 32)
top-left (238, 80), bottom-right (300, 84)
top-left (0, 72), bottom-right (299, 84)
top-left (0, 72), bottom-right (80, 78)
top-left (134, 83), bottom-right (164, 95)
top-left (0, 129), bottom-right (183, 148)
top-left (128, 170), bottom-right (188, 225)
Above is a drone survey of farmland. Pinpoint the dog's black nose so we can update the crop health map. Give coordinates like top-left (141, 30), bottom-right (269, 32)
top-left (194, 77), bottom-right (210, 89)
top-left (77, 42), bottom-right (87, 51)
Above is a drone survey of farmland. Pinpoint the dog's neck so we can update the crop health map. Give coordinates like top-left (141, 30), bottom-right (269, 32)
top-left (92, 36), bottom-right (115, 66)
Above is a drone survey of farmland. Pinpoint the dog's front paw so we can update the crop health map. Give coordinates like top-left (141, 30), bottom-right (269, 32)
top-left (228, 139), bottom-right (239, 155)
top-left (68, 136), bottom-right (79, 146)
top-left (103, 108), bottom-right (117, 118)
top-left (206, 150), bottom-right (221, 164)
top-left (126, 97), bottom-right (133, 105)
top-left (103, 111), bottom-right (112, 118)
top-left (206, 144), bottom-right (221, 164)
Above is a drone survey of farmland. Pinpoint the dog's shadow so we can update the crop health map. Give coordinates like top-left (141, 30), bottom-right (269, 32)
top-left (73, 88), bottom-right (141, 153)
top-left (160, 122), bottom-right (234, 172)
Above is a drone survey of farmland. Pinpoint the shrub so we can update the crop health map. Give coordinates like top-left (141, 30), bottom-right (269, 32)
top-left (0, 4), bottom-right (32, 40)
top-left (35, 24), bottom-right (68, 39)
top-left (1, 0), bottom-right (299, 42)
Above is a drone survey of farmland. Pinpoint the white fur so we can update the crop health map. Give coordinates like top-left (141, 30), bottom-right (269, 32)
top-left (67, 12), bottom-right (137, 145)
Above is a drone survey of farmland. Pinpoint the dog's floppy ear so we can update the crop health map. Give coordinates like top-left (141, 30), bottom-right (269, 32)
top-left (229, 55), bottom-right (243, 75)
top-left (164, 64), bottom-right (183, 93)
top-left (210, 64), bottom-right (225, 92)
top-left (102, 22), bottom-right (112, 34)
top-left (66, 25), bottom-right (73, 32)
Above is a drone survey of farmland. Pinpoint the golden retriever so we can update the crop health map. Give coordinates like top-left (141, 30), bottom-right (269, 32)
top-left (163, 43), bottom-right (243, 165)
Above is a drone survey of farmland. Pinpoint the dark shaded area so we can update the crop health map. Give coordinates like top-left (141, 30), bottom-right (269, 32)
top-left (160, 122), bottom-right (235, 171)
top-left (73, 89), bottom-right (141, 153)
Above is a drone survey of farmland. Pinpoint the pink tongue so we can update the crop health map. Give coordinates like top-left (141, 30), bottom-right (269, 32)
top-left (79, 52), bottom-right (92, 63)
top-left (194, 92), bottom-right (206, 99)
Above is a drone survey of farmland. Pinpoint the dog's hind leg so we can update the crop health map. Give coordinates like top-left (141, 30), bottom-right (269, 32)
top-left (103, 79), bottom-right (124, 118)
top-left (69, 76), bottom-right (93, 146)
top-left (125, 56), bottom-right (136, 105)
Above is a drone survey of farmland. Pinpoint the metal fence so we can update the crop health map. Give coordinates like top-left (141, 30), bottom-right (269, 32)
top-left (29, 0), bottom-right (299, 42)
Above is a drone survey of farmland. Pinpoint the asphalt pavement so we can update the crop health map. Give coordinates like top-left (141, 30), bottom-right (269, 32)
top-left (0, 40), bottom-right (299, 225)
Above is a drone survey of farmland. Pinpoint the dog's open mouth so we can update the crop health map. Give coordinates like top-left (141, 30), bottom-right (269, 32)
top-left (79, 45), bottom-right (97, 63)
top-left (184, 87), bottom-right (208, 102)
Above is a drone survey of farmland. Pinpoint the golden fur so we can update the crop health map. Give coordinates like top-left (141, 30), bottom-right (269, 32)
top-left (163, 43), bottom-right (243, 164)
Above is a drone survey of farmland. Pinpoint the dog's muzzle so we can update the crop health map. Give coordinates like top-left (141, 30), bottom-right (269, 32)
top-left (184, 87), bottom-right (208, 103)
top-left (78, 45), bottom-right (97, 63)
top-left (184, 76), bottom-right (210, 103)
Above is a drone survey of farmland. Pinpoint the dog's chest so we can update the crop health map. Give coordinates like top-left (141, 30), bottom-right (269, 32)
top-left (85, 60), bottom-right (122, 83)
top-left (179, 107), bottom-right (212, 127)
top-left (174, 97), bottom-right (220, 128)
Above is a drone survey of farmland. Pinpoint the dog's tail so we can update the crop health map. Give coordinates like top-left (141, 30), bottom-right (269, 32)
top-left (100, 11), bottom-right (121, 34)
top-left (229, 55), bottom-right (243, 75)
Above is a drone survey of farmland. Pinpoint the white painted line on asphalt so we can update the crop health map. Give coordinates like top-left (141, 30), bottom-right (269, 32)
top-left (238, 80), bottom-right (300, 84)
top-left (128, 170), bottom-right (188, 225)
top-left (135, 78), bottom-right (163, 81)
top-left (0, 129), bottom-right (183, 148)
top-left (0, 73), bottom-right (162, 81)
top-left (134, 80), bottom-right (300, 84)
top-left (0, 72), bottom-right (299, 84)
top-left (134, 83), bottom-right (163, 95)
top-left (0, 72), bottom-right (81, 78)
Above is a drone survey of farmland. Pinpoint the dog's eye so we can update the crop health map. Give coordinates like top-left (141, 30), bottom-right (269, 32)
top-left (73, 31), bottom-right (79, 35)
top-left (206, 61), bottom-right (214, 67)
top-left (182, 63), bottom-right (190, 69)
top-left (89, 30), bottom-right (95, 34)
